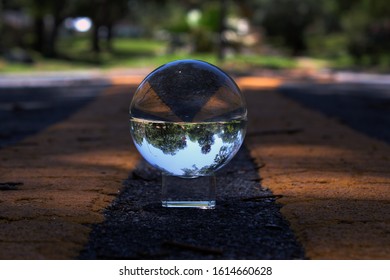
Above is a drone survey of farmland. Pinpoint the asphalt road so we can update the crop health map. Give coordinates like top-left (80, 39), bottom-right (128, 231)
top-left (1, 78), bottom-right (389, 259)
top-left (280, 82), bottom-right (390, 144)
top-left (2, 82), bottom-right (389, 150)
top-left (0, 84), bottom-right (305, 259)
top-left (80, 146), bottom-right (305, 259)
top-left (0, 85), bottom-right (104, 148)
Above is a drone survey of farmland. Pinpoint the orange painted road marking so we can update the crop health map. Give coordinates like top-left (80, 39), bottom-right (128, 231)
top-left (237, 76), bottom-right (283, 90)
top-left (0, 86), bottom-right (140, 259)
top-left (245, 89), bottom-right (390, 259)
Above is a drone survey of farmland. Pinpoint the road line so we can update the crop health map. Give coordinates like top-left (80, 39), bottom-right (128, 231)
top-left (245, 89), bottom-right (390, 259)
top-left (0, 86), bottom-right (140, 259)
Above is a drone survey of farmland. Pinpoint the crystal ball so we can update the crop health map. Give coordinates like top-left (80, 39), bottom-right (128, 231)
top-left (129, 59), bottom-right (247, 177)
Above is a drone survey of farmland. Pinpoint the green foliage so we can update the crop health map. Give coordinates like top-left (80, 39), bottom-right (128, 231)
top-left (250, 0), bottom-right (322, 55)
top-left (131, 120), bottom-right (243, 159)
top-left (307, 33), bottom-right (349, 58)
top-left (2, 0), bottom-right (389, 71)
top-left (143, 122), bottom-right (188, 156)
top-left (240, 0), bottom-right (390, 68)
top-left (163, 5), bottom-right (190, 33)
top-left (220, 121), bottom-right (245, 143)
top-left (330, 0), bottom-right (390, 66)
top-left (198, 3), bottom-right (221, 33)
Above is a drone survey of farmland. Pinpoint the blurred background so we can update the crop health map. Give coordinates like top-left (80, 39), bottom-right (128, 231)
top-left (0, 0), bottom-right (389, 73)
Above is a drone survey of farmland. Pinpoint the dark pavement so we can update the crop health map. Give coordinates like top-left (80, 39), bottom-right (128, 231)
top-left (80, 148), bottom-right (305, 260)
top-left (0, 70), bottom-right (389, 259)
top-left (280, 82), bottom-right (390, 144)
top-left (0, 86), bottom-right (103, 148)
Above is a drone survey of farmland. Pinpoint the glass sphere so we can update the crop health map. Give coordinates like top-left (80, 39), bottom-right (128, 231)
top-left (129, 59), bottom-right (247, 177)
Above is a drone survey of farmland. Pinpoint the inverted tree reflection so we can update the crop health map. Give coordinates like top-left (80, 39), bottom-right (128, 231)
top-left (130, 119), bottom-right (246, 176)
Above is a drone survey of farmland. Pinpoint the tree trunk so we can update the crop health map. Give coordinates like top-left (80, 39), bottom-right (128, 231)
top-left (45, 18), bottom-right (62, 57)
top-left (43, 1), bottom-right (66, 57)
top-left (33, 16), bottom-right (45, 54)
top-left (288, 30), bottom-right (306, 56)
top-left (92, 23), bottom-right (101, 53)
top-left (106, 23), bottom-right (113, 52)
top-left (217, 0), bottom-right (227, 62)
top-left (0, 0), bottom-right (4, 52)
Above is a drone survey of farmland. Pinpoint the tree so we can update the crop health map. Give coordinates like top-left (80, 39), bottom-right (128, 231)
top-left (84, 0), bottom-right (131, 53)
top-left (336, 0), bottom-right (390, 65)
top-left (20, 0), bottom-right (76, 57)
top-left (0, 0), bottom-right (4, 53)
top-left (91, 0), bottom-right (128, 53)
top-left (246, 0), bottom-right (321, 55)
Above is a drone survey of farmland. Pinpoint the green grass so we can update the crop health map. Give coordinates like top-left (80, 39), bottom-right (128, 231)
top-left (233, 54), bottom-right (297, 69)
top-left (2, 36), bottom-right (389, 74)
top-left (0, 37), bottom-right (300, 73)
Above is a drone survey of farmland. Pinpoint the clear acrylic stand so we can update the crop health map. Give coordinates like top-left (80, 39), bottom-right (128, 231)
top-left (161, 174), bottom-right (216, 209)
